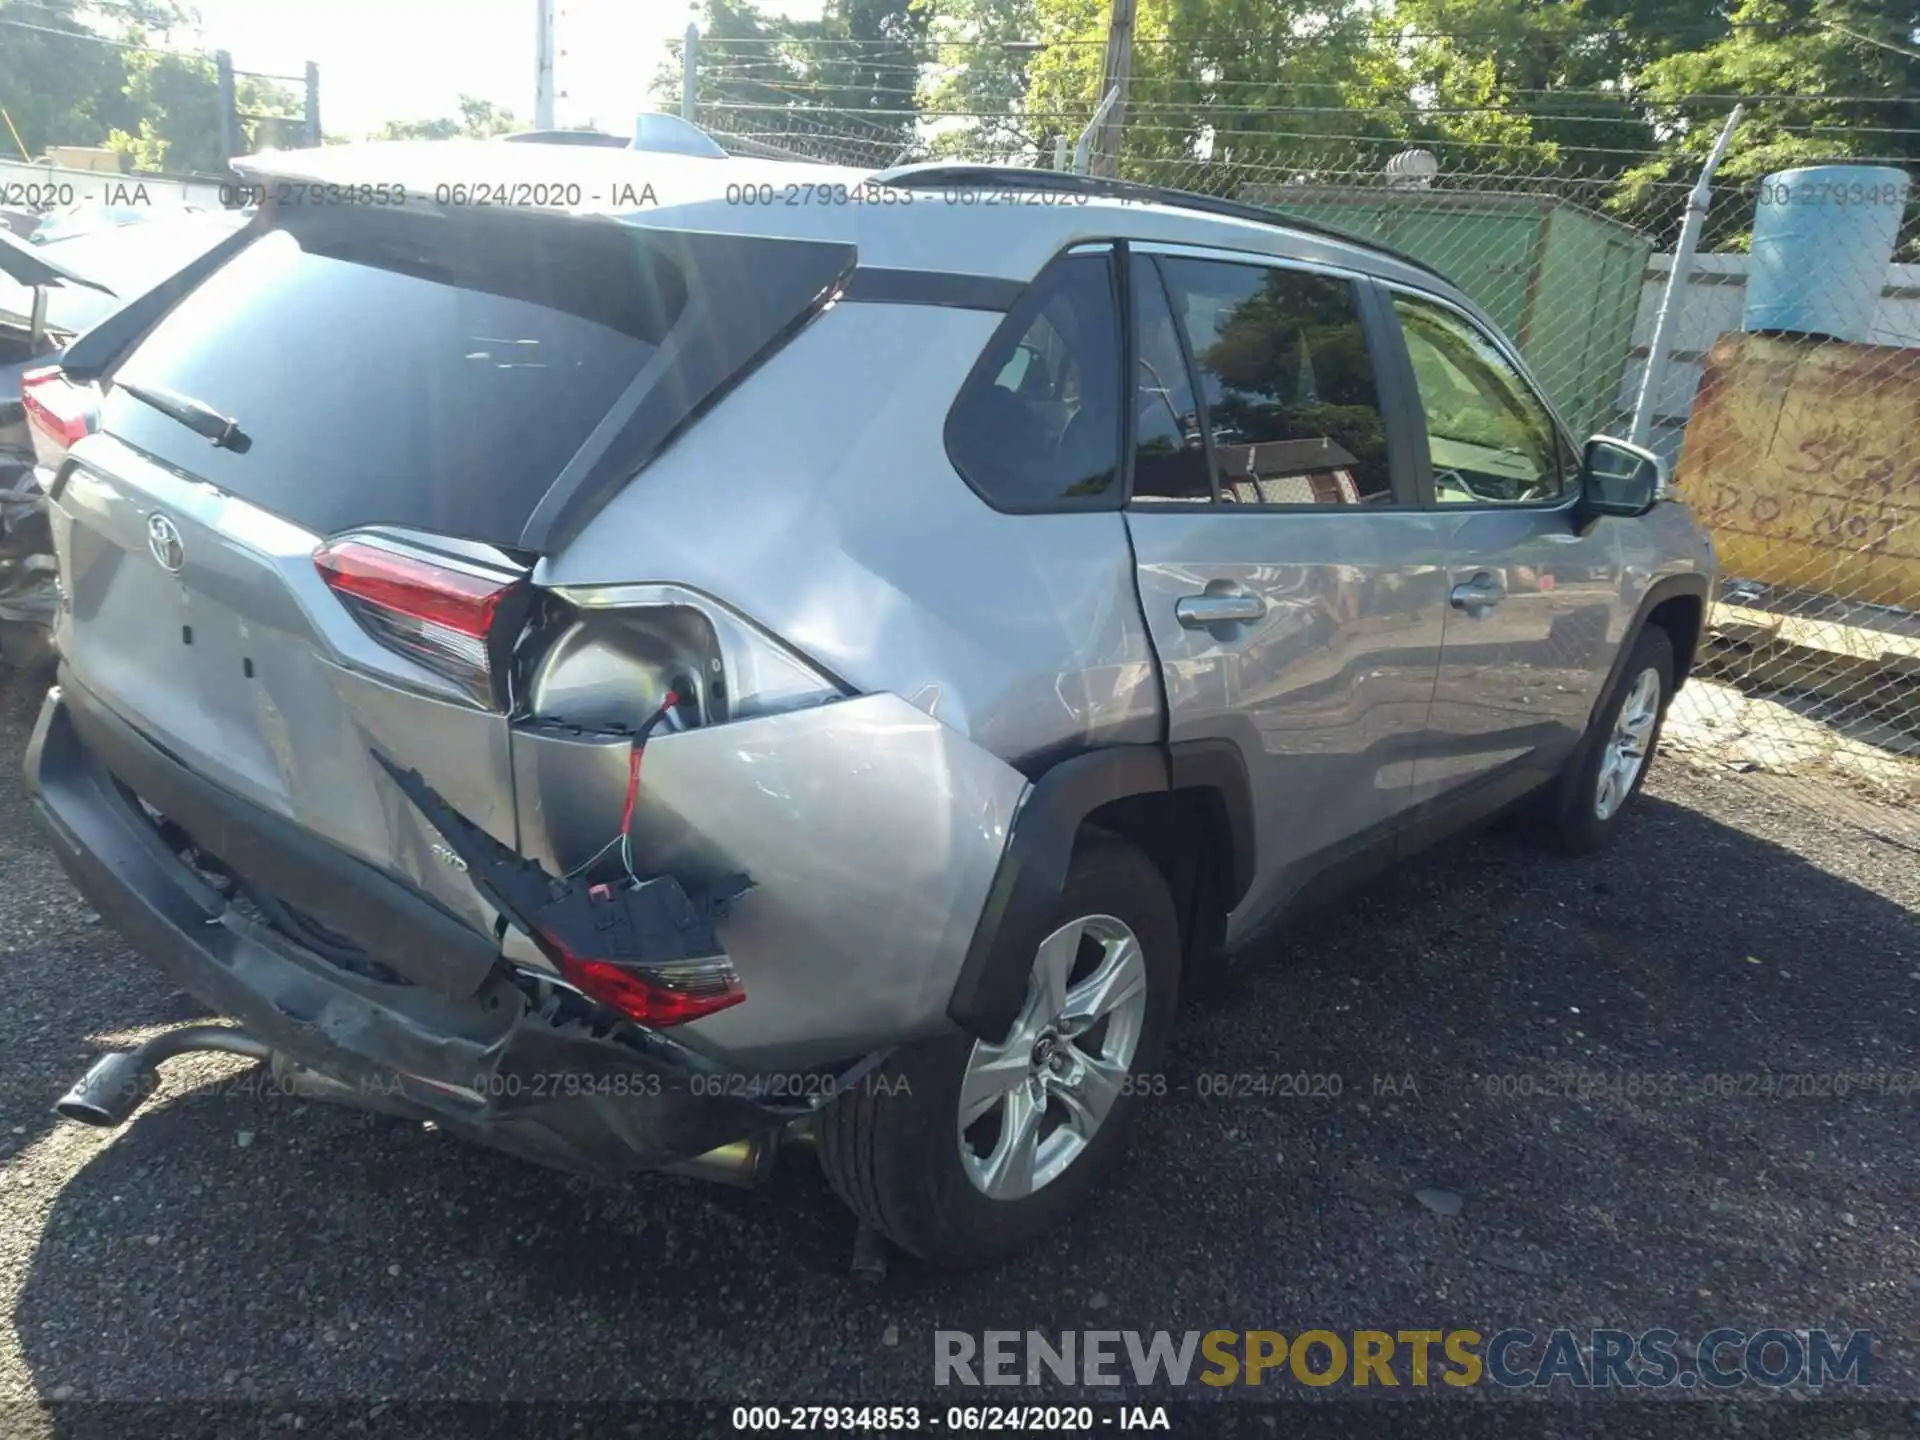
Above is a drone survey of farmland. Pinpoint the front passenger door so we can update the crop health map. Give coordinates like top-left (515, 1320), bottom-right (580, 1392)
top-left (1388, 291), bottom-right (1624, 810)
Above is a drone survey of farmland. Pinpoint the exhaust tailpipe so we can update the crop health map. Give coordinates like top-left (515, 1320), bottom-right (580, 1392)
top-left (663, 1132), bottom-right (778, 1188)
top-left (55, 1024), bottom-right (271, 1128)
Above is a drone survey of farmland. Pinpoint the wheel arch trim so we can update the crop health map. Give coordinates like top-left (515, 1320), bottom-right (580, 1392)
top-left (1590, 572), bottom-right (1709, 730)
top-left (946, 739), bottom-right (1257, 1040)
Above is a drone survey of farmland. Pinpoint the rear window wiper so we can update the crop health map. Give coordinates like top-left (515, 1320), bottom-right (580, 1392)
top-left (114, 379), bottom-right (251, 453)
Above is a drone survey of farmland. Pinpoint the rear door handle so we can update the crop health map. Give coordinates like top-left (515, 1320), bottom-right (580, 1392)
top-left (1449, 572), bottom-right (1505, 613)
top-left (1176, 593), bottom-right (1266, 629)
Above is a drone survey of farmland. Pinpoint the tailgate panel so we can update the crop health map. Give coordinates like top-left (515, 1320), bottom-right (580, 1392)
top-left (50, 436), bottom-right (512, 984)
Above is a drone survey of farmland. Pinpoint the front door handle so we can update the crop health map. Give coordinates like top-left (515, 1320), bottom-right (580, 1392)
top-left (1449, 572), bottom-right (1505, 613)
top-left (1176, 593), bottom-right (1266, 629)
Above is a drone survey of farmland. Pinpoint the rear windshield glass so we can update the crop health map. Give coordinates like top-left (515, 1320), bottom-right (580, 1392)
top-left (100, 205), bottom-right (687, 548)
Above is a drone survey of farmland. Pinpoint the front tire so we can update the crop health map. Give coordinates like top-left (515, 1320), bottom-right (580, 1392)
top-left (1545, 624), bottom-right (1675, 855)
top-left (818, 831), bottom-right (1180, 1268)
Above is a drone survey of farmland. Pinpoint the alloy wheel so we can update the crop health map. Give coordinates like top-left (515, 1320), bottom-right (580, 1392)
top-left (956, 913), bottom-right (1148, 1200)
top-left (1595, 666), bottom-right (1662, 821)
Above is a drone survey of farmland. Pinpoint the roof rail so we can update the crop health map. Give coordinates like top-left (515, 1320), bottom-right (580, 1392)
top-left (870, 163), bottom-right (1448, 283)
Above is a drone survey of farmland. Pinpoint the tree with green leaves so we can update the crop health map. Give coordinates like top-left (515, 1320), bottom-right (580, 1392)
top-left (374, 96), bottom-right (523, 143)
top-left (104, 50), bottom-right (300, 173)
top-left (918, 0), bottom-right (1042, 157)
top-left (0, 0), bottom-right (185, 160)
top-left (1614, 0), bottom-right (1920, 240)
top-left (1021, 0), bottom-right (1407, 189)
top-left (660, 0), bottom-right (930, 162)
top-left (0, 0), bottom-right (303, 174)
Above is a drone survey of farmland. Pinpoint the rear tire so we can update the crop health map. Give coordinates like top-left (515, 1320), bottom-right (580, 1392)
top-left (819, 831), bottom-right (1180, 1268)
top-left (1543, 624), bottom-right (1675, 855)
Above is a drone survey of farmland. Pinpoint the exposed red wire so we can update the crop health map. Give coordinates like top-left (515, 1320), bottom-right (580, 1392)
top-left (618, 747), bottom-right (644, 839)
top-left (618, 690), bottom-right (680, 842)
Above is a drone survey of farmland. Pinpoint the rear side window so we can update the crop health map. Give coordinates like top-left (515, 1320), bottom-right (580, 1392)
top-left (944, 252), bottom-right (1123, 511)
top-left (99, 205), bottom-right (688, 548)
top-left (1154, 257), bottom-right (1393, 507)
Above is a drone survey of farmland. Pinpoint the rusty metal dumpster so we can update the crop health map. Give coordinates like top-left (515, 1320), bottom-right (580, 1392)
top-left (1677, 331), bottom-right (1920, 610)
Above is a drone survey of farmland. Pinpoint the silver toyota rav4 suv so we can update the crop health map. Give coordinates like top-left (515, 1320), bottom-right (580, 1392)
top-left (27, 136), bottom-right (1713, 1269)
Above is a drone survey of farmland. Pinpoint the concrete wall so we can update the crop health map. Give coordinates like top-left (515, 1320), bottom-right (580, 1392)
top-left (1607, 251), bottom-right (1920, 464)
top-left (0, 157), bottom-right (230, 214)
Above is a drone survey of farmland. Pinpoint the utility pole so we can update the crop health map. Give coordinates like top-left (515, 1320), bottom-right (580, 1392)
top-left (681, 22), bottom-right (699, 122)
top-left (215, 50), bottom-right (238, 167)
top-left (1093, 0), bottom-right (1134, 178)
top-left (303, 61), bottom-right (321, 148)
top-left (534, 0), bottom-right (557, 130)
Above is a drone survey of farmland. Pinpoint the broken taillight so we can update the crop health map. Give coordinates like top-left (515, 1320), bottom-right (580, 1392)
top-left (557, 948), bottom-right (745, 1026)
top-left (372, 751), bottom-right (751, 1031)
top-left (20, 366), bottom-right (99, 467)
top-left (314, 536), bottom-right (525, 706)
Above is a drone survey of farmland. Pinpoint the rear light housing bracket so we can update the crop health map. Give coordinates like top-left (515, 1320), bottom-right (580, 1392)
top-left (372, 749), bottom-right (751, 1027)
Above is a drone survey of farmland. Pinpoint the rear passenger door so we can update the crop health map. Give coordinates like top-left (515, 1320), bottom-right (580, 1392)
top-left (1384, 289), bottom-right (1624, 813)
top-left (1121, 246), bottom-right (1452, 941)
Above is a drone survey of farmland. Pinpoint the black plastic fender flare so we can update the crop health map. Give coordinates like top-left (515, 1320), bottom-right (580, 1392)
top-left (946, 739), bottom-right (1257, 1040)
top-left (1589, 571), bottom-right (1711, 729)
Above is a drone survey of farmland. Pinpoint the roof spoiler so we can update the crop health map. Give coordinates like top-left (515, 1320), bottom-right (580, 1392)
top-left (629, 115), bottom-right (727, 158)
top-left (496, 116), bottom-right (727, 158)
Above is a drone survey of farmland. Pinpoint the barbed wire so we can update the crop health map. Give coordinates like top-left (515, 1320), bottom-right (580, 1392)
top-left (694, 17), bottom-right (1825, 50)
top-left (691, 49), bottom-right (1920, 111)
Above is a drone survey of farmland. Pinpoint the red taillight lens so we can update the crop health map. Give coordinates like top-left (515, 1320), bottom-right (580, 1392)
top-left (314, 536), bottom-right (524, 705)
top-left (20, 366), bottom-right (98, 463)
top-left (556, 950), bottom-right (745, 1026)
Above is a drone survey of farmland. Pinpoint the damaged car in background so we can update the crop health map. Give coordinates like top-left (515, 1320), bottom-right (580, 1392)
top-left (1, 211), bottom-right (248, 667)
top-left (26, 131), bottom-right (1710, 1269)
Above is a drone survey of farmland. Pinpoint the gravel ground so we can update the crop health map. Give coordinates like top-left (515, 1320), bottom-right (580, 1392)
top-left (0, 663), bottom-right (1915, 1431)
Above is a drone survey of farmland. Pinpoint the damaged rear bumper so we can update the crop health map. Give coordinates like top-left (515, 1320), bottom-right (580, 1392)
top-left (24, 682), bottom-right (863, 1175)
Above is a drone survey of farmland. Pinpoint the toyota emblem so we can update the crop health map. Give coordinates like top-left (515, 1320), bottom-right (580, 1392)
top-left (146, 513), bottom-right (186, 574)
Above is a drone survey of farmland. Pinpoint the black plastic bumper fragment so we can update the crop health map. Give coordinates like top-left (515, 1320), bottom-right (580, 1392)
top-left (372, 750), bottom-right (749, 973)
top-left (24, 687), bottom-right (809, 1174)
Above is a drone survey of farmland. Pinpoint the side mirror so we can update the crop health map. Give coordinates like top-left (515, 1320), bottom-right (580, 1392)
top-left (1580, 435), bottom-right (1668, 518)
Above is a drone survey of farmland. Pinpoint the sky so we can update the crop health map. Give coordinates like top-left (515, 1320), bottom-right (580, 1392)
top-left (174, 0), bottom-right (826, 139)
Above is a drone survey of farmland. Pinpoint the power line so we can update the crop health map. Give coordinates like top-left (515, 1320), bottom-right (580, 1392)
top-left (698, 56), bottom-right (1920, 106)
top-left (6, 0), bottom-right (175, 19)
top-left (0, 13), bottom-right (201, 54)
top-left (703, 90), bottom-right (1671, 128)
top-left (1820, 20), bottom-right (1920, 63)
top-left (699, 19), bottom-right (1808, 51)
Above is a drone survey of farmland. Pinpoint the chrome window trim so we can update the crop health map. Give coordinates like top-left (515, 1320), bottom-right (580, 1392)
top-left (1128, 238), bottom-right (1375, 286)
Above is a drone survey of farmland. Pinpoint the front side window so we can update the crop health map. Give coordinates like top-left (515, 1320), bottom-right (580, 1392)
top-left (1392, 293), bottom-right (1572, 505)
top-left (1154, 257), bottom-right (1394, 507)
top-left (945, 252), bottom-right (1123, 510)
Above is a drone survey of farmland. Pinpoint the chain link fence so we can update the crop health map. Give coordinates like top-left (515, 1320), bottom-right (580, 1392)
top-left (684, 36), bottom-right (1920, 839)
